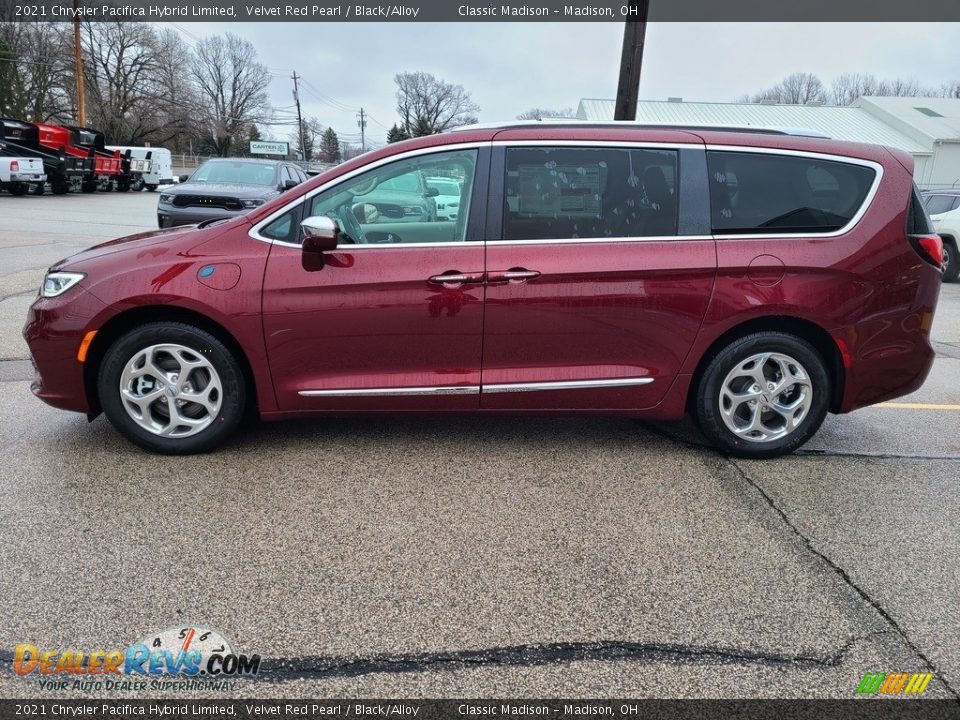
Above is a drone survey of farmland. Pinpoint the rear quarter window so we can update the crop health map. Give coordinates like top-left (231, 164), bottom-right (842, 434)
top-left (707, 151), bottom-right (877, 235)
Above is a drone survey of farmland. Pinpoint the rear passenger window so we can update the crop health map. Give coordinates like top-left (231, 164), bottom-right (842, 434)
top-left (924, 194), bottom-right (957, 216)
top-left (707, 151), bottom-right (876, 235)
top-left (502, 147), bottom-right (678, 241)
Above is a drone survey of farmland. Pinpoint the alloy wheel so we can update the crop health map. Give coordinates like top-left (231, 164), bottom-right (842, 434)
top-left (718, 352), bottom-right (812, 443)
top-left (118, 343), bottom-right (222, 438)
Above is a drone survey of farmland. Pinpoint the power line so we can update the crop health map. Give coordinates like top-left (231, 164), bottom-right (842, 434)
top-left (298, 77), bottom-right (358, 113)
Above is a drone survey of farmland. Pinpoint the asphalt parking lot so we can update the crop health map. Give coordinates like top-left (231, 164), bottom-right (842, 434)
top-left (0, 190), bottom-right (958, 699)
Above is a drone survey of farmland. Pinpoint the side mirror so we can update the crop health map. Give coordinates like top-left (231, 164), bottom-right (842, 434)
top-left (178, 174), bottom-right (189, 183)
top-left (425, 187), bottom-right (439, 198)
top-left (301, 215), bottom-right (339, 253)
top-left (283, 179), bottom-right (298, 190)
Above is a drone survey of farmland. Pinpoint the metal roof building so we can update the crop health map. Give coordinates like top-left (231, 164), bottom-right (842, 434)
top-left (576, 97), bottom-right (960, 189)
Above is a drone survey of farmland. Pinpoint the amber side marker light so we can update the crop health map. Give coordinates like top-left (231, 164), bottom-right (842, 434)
top-left (77, 330), bottom-right (97, 362)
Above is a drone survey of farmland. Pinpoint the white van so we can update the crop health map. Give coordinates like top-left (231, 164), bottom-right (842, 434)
top-left (106, 146), bottom-right (174, 191)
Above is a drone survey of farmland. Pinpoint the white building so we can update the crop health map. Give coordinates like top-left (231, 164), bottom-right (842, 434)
top-left (575, 96), bottom-right (960, 189)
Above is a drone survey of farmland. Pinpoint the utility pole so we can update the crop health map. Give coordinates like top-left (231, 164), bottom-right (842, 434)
top-left (72, 0), bottom-right (85, 126)
top-left (614, 0), bottom-right (650, 121)
top-left (291, 71), bottom-right (305, 160)
top-left (357, 108), bottom-right (366, 152)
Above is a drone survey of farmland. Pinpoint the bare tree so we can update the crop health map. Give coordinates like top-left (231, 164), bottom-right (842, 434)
top-left (81, 21), bottom-right (167, 143)
top-left (516, 107), bottom-right (575, 120)
top-left (394, 71), bottom-right (480, 135)
top-left (830, 73), bottom-right (881, 106)
top-left (149, 27), bottom-right (201, 151)
top-left (829, 73), bottom-right (934, 106)
top-left (190, 33), bottom-right (271, 156)
top-left (750, 72), bottom-right (827, 105)
top-left (0, 21), bottom-right (73, 121)
top-left (941, 82), bottom-right (960, 99)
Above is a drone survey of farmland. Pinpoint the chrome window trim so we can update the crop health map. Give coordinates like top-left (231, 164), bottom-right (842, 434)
top-left (492, 139), bottom-right (701, 150)
top-left (704, 145), bottom-right (884, 240)
top-left (491, 235), bottom-right (712, 246)
top-left (298, 377), bottom-right (654, 398)
top-left (249, 142), bottom-right (488, 246)
top-left (483, 377), bottom-right (654, 393)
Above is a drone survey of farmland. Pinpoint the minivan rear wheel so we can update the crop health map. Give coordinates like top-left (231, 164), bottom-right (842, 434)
top-left (695, 332), bottom-right (829, 459)
top-left (98, 323), bottom-right (245, 454)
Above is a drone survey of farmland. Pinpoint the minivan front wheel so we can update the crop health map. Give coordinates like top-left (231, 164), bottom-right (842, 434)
top-left (98, 323), bottom-right (245, 454)
top-left (695, 333), bottom-right (829, 459)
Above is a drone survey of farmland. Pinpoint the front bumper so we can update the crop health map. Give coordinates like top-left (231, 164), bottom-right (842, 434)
top-left (23, 287), bottom-right (106, 414)
top-left (158, 205), bottom-right (250, 229)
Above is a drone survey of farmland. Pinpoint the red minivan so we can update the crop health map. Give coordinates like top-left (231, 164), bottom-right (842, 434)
top-left (23, 124), bottom-right (942, 458)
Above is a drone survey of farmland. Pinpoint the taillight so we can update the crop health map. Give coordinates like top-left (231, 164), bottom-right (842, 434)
top-left (9, 160), bottom-right (18, 172)
top-left (910, 234), bottom-right (944, 269)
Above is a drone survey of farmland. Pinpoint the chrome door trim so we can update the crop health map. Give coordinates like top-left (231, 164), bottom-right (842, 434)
top-left (297, 377), bottom-right (654, 397)
top-left (299, 385), bottom-right (480, 397)
top-left (482, 377), bottom-right (654, 393)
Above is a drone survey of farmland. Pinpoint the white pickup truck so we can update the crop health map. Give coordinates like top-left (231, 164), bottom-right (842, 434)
top-left (0, 157), bottom-right (46, 195)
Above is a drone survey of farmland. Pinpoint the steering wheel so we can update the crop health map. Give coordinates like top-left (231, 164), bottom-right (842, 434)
top-left (337, 203), bottom-right (367, 244)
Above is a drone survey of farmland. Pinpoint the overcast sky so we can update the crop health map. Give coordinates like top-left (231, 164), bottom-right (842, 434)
top-left (170, 22), bottom-right (960, 146)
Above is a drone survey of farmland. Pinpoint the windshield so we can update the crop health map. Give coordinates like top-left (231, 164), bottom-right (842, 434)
top-left (189, 161), bottom-right (278, 186)
top-left (378, 171), bottom-right (422, 193)
top-left (427, 179), bottom-right (460, 196)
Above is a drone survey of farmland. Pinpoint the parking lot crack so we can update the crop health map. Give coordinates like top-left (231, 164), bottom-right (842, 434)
top-left (248, 638), bottom-right (857, 681)
top-left (0, 638), bottom-right (867, 683)
top-left (726, 458), bottom-right (960, 700)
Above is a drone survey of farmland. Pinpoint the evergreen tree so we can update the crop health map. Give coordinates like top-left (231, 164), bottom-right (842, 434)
top-left (412, 116), bottom-right (433, 137)
top-left (319, 127), bottom-right (341, 163)
top-left (386, 123), bottom-right (410, 143)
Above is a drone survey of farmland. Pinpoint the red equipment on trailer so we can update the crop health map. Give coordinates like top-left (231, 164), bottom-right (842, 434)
top-left (33, 123), bottom-right (123, 192)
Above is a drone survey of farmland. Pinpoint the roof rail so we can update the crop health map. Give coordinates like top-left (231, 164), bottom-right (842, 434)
top-left (449, 119), bottom-right (831, 139)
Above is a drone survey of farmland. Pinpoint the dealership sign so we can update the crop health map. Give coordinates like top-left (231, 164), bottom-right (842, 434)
top-left (250, 140), bottom-right (288, 156)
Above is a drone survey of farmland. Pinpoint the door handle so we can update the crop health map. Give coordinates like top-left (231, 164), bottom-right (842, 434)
top-left (487, 269), bottom-right (541, 283)
top-left (428, 271), bottom-right (485, 286)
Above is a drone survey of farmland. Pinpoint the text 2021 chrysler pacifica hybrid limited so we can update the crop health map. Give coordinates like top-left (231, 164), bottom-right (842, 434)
top-left (24, 123), bottom-right (942, 457)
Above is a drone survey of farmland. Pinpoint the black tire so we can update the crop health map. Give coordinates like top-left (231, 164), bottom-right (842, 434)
top-left (942, 239), bottom-right (960, 283)
top-left (8, 183), bottom-right (27, 196)
top-left (695, 332), bottom-right (830, 459)
top-left (81, 180), bottom-right (97, 193)
top-left (51, 179), bottom-right (69, 195)
top-left (145, 184), bottom-right (158, 192)
top-left (98, 322), bottom-right (246, 454)
top-left (117, 179), bottom-right (130, 192)
top-left (31, 183), bottom-right (45, 196)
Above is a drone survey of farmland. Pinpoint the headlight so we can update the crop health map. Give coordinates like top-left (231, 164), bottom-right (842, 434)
top-left (241, 198), bottom-right (266, 209)
top-left (159, 193), bottom-right (174, 204)
top-left (41, 272), bottom-right (85, 298)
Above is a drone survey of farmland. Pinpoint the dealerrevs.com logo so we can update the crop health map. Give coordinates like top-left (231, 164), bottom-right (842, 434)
top-left (14, 626), bottom-right (260, 692)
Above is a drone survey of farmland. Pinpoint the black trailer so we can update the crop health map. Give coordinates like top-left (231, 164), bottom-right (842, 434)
top-left (0, 118), bottom-right (93, 194)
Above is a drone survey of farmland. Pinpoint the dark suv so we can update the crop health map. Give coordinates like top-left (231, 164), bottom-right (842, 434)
top-left (158, 158), bottom-right (307, 228)
top-left (25, 123), bottom-right (942, 457)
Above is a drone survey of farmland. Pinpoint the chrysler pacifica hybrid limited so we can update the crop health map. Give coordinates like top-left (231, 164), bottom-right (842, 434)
top-left (24, 123), bottom-right (942, 457)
